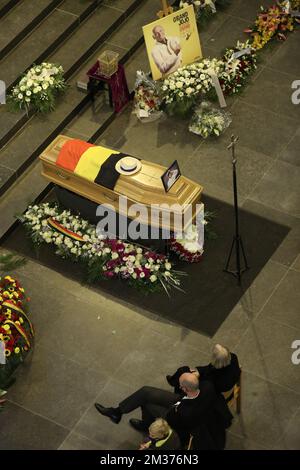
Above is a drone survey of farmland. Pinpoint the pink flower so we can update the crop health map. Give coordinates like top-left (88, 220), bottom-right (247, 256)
top-left (104, 271), bottom-right (114, 278)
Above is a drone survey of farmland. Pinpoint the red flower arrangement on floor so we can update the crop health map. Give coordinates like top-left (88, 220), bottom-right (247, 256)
top-left (170, 239), bottom-right (204, 263)
top-left (219, 42), bottom-right (258, 96)
top-left (170, 224), bottom-right (204, 263)
top-left (0, 276), bottom-right (34, 387)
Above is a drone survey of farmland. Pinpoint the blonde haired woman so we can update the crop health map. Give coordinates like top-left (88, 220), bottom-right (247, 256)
top-left (139, 418), bottom-right (181, 450)
top-left (167, 344), bottom-right (240, 395)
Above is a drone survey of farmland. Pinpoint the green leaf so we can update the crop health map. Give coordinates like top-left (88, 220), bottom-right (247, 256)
top-left (0, 254), bottom-right (27, 272)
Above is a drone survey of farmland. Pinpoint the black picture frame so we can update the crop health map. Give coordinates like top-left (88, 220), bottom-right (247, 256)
top-left (161, 160), bottom-right (181, 192)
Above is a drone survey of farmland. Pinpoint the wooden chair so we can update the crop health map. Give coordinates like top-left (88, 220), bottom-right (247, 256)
top-left (222, 371), bottom-right (242, 415)
top-left (186, 434), bottom-right (194, 450)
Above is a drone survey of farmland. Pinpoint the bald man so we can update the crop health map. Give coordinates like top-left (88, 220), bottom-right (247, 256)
top-left (151, 25), bottom-right (182, 76)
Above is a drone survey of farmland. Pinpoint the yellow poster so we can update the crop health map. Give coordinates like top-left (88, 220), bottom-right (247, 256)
top-left (142, 5), bottom-right (202, 81)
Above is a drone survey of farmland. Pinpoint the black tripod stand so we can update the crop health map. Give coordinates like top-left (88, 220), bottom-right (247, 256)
top-left (224, 135), bottom-right (249, 285)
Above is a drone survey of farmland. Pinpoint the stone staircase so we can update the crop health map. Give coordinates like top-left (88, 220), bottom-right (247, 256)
top-left (0, 0), bottom-right (160, 196)
top-left (0, 0), bottom-right (21, 20)
top-left (0, 0), bottom-right (63, 62)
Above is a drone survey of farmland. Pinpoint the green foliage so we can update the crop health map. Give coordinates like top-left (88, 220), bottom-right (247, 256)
top-left (163, 97), bottom-right (196, 119)
top-left (0, 253), bottom-right (26, 273)
top-left (84, 257), bottom-right (109, 284)
top-left (128, 277), bottom-right (163, 294)
top-left (204, 210), bottom-right (218, 240)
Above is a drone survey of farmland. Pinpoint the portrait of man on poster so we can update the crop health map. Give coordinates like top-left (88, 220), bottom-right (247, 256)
top-left (151, 25), bottom-right (182, 76)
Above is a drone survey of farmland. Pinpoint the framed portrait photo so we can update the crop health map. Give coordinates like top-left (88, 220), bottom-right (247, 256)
top-left (161, 160), bottom-right (181, 192)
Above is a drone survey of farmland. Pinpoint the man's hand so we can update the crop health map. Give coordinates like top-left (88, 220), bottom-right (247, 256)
top-left (169, 39), bottom-right (181, 55)
top-left (173, 44), bottom-right (181, 55)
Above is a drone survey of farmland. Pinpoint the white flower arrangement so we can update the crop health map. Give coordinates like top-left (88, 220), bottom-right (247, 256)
top-left (161, 58), bottom-right (223, 106)
top-left (9, 62), bottom-right (66, 113)
top-left (21, 203), bottom-right (186, 295)
top-left (176, 224), bottom-right (204, 253)
top-left (179, 0), bottom-right (216, 14)
top-left (160, 40), bottom-right (257, 117)
top-left (161, 58), bottom-right (223, 118)
top-left (189, 101), bottom-right (232, 138)
top-left (178, 1), bottom-right (229, 26)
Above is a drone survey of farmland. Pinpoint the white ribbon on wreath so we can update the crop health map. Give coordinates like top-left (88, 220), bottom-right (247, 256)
top-left (206, 67), bottom-right (227, 108)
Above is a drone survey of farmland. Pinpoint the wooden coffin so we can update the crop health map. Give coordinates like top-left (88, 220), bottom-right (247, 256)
top-left (39, 135), bottom-right (203, 232)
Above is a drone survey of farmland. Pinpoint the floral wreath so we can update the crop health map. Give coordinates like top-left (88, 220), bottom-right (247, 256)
top-left (170, 224), bottom-right (204, 263)
top-left (20, 203), bottom-right (186, 295)
top-left (0, 276), bottom-right (33, 383)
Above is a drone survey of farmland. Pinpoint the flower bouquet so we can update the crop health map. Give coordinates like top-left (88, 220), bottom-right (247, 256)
top-left (290, 0), bottom-right (300, 9)
top-left (189, 101), bottom-right (231, 138)
top-left (219, 41), bottom-right (258, 95)
top-left (161, 59), bottom-right (222, 118)
top-left (20, 203), bottom-right (186, 296)
top-left (133, 71), bottom-right (162, 123)
top-left (8, 62), bottom-right (67, 113)
top-left (178, 1), bottom-right (230, 26)
top-left (245, 4), bottom-right (295, 50)
top-left (0, 276), bottom-right (34, 389)
top-left (170, 224), bottom-right (204, 263)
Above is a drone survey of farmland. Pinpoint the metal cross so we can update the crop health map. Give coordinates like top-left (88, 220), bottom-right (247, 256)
top-left (227, 135), bottom-right (239, 165)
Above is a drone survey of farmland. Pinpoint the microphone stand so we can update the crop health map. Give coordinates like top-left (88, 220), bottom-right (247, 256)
top-left (224, 135), bottom-right (249, 285)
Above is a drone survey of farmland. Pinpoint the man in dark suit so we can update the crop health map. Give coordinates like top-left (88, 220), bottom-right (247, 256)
top-left (166, 344), bottom-right (241, 395)
top-left (95, 372), bottom-right (232, 449)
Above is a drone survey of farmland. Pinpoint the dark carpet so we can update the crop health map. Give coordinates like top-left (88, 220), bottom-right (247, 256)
top-left (1, 190), bottom-right (290, 337)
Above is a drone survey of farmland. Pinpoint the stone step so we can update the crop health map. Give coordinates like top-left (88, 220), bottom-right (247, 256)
top-left (0, 0), bottom-right (101, 148)
top-left (0, 0), bottom-right (141, 149)
top-left (0, 0), bottom-right (21, 20)
top-left (0, 0), bottom-right (63, 62)
top-left (0, 0), bottom-right (159, 196)
top-left (64, 0), bottom-right (162, 144)
top-left (48, 0), bottom-right (145, 82)
top-left (0, 0), bottom-right (101, 91)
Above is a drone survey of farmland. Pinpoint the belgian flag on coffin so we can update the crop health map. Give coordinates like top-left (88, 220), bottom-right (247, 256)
top-left (56, 139), bottom-right (134, 190)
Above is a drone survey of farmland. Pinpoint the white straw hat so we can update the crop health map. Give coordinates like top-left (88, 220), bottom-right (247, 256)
top-left (115, 157), bottom-right (142, 175)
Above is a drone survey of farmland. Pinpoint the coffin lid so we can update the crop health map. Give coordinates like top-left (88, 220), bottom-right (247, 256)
top-left (40, 135), bottom-right (203, 209)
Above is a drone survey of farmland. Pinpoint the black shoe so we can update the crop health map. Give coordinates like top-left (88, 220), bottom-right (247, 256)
top-left (94, 403), bottom-right (121, 423)
top-left (129, 418), bottom-right (148, 433)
